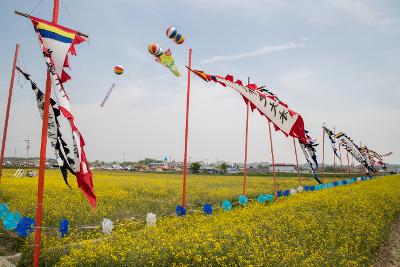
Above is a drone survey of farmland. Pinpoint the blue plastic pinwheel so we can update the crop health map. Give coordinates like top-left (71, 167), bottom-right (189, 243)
top-left (16, 217), bottom-right (35, 237)
top-left (238, 195), bottom-right (248, 205)
top-left (277, 190), bottom-right (283, 197)
top-left (283, 189), bottom-right (290, 197)
top-left (203, 203), bottom-right (212, 215)
top-left (221, 200), bottom-right (232, 211)
top-left (176, 205), bottom-right (186, 217)
top-left (0, 204), bottom-right (10, 220)
top-left (3, 212), bottom-right (21, 231)
top-left (59, 219), bottom-right (69, 238)
top-left (257, 194), bottom-right (266, 203)
top-left (265, 194), bottom-right (274, 202)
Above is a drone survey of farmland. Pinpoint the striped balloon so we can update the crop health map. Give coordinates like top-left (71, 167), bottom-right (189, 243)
top-left (174, 33), bottom-right (185, 44)
top-left (154, 47), bottom-right (164, 57)
top-left (166, 26), bottom-right (178, 39)
top-left (114, 65), bottom-right (124, 75)
top-left (148, 43), bottom-right (160, 55)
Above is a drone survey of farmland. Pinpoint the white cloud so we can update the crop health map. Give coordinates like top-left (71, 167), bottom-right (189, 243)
top-left (202, 39), bottom-right (306, 64)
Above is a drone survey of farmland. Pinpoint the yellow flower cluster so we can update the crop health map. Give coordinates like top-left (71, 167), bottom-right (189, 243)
top-left (1, 169), bottom-right (399, 266)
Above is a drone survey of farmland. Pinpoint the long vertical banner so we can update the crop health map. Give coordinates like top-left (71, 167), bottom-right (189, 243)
top-left (28, 15), bottom-right (96, 208)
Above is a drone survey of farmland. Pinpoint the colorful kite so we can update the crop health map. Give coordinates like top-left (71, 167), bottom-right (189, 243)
top-left (16, 67), bottom-right (75, 186)
top-left (188, 68), bottom-right (322, 184)
top-left (100, 82), bottom-right (116, 108)
top-left (155, 49), bottom-right (180, 77)
top-left (29, 15), bottom-right (96, 208)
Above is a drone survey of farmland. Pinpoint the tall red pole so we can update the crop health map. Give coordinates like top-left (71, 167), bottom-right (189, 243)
top-left (293, 138), bottom-right (301, 185)
top-left (338, 140), bottom-right (343, 177)
top-left (243, 102), bottom-right (249, 195)
top-left (351, 155), bottom-right (354, 174)
top-left (268, 122), bottom-right (278, 196)
top-left (0, 44), bottom-right (19, 180)
top-left (321, 126), bottom-right (325, 182)
top-left (346, 150), bottom-right (350, 176)
top-left (182, 48), bottom-right (192, 208)
top-left (33, 1), bottom-right (59, 266)
top-left (360, 141), bottom-right (364, 176)
top-left (333, 127), bottom-right (337, 182)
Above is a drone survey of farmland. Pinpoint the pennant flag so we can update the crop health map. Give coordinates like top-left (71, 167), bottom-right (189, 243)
top-left (322, 125), bottom-right (339, 159)
top-left (299, 142), bottom-right (322, 184)
top-left (335, 132), bottom-right (375, 173)
top-left (189, 68), bottom-right (322, 184)
top-left (30, 16), bottom-right (87, 84)
top-left (29, 15), bottom-right (96, 208)
top-left (360, 145), bottom-right (387, 170)
top-left (189, 69), bottom-right (308, 144)
top-left (299, 130), bottom-right (321, 184)
top-left (189, 68), bottom-right (211, 82)
top-left (16, 67), bottom-right (75, 185)
top-left (155, 49), bottom-right (180, 77)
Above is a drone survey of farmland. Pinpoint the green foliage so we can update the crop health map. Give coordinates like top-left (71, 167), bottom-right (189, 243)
top-left (190, 162), bottom-right (201, 174)
top-left (219, 163), bottom-right (228, 174)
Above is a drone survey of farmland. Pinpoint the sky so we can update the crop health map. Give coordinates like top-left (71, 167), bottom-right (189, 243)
top-left (0, 0), bottom-right (399, 165)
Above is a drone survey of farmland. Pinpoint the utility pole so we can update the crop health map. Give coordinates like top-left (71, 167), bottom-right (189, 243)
top-left (123, 152), bottom-right (126, 163)
top-left (24, 139), bottom-right (30, 167)
top-left (0, 44), bottom-right (20, 179)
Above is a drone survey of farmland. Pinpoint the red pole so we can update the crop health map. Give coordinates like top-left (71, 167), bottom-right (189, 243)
top-left (243, 102), bottom-right (249, 195)
top-left (33, 1), bottom-right (59, 266)
top-left (346, 150), bottom-right (350, 176)
top-left (321, 126), bottom-right (325, 182)
top-left (338, 140), bottom-right (343, 177)
top-left (360, 141), bottom-right (364, 176)
top-left (182, 48), bottom-right (192, 208)
top-left (0, 44), bottom-right (19, 179)
top-left (268, 122), bottom-right (277, 196)
top-left (333, 127), bottom-right (336, 182)
top-left (352, 155), bottom-right (354, 174)
top-left (293, 138), bottom-right (301, 185)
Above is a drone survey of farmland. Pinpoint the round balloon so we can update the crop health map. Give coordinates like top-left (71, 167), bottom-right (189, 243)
top-left (174, 33), bottom-right (185, 44)
top-left (166, 26), bottom-right (178, 39)
top-left (148, 43), bottom-right (160, 55)
top-left (114, 65), bottom-right (124, 75)
top-left (154, 47), bottom-right (164, 57)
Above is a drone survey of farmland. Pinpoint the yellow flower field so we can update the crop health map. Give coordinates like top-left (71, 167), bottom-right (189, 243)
top-left (0, 169), bottom-right (322, 225)
top-left (0, 169), bottom-right (399, 266)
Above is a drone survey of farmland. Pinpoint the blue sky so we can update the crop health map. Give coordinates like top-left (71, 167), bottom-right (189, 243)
top-left (0, 0), bottom-right (399, 164)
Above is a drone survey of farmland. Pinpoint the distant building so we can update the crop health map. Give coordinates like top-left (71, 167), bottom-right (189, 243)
top-left (274, 163), bottom-right (296, 173)
top-left (148, 162), bottom-right (166, 168)
top-left (227, 166), bottom-right (240, 174)
top-left (204, 167), bottom-right (219, 174)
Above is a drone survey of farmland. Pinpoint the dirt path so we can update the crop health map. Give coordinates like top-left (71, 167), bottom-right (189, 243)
top-left (374, 215), bottom-right (400, 266)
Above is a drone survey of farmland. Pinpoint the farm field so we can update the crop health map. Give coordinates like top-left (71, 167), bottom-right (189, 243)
top-left (0, 169), bottom-right (399, 266)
